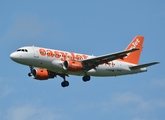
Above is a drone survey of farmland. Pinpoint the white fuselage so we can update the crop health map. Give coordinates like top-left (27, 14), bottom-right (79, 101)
top-left (10, 46), bottom-right (147, 77)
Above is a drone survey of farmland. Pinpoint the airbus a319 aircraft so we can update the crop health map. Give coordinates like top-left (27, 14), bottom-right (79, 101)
top-left (10, 36), bottom-right (159, 87)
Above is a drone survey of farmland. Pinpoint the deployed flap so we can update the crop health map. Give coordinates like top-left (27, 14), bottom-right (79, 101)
top-left (130, 62), bottom-right (159, 70)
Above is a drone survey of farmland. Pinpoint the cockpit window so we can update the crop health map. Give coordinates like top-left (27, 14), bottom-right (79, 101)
top-left (17, 49), bottom-right (28, 52)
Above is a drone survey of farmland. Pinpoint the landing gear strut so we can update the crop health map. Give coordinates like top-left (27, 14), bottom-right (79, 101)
top-left (82, 70), bottom-right (91, 82)
top-left (59, 74), bottom-right (69, 87)
top-left (28, 66), bottom-right (34, 77)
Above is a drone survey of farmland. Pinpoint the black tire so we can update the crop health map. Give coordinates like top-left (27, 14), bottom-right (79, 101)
top-left (28, 73), bottom-right (32, 77)
top-left (61, 81), bottom-right (69, 87)
top-left (65, 81), bottom-right (69, 86)
top-left (86, 75), bottom-right (90, 81)
top-left (82, 75), bottom-right (91, 82)
top-left (61, 81), bottom-right (66, 87)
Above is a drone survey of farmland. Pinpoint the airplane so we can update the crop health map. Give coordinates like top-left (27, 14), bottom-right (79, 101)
top-left (10, 36), bottom-right (159, 87)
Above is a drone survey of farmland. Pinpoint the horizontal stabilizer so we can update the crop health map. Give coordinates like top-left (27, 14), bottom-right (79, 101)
top-left (130, 62), bottom-right (159, 70)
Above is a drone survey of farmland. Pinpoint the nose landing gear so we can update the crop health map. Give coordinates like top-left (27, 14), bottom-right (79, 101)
top-left (28, 66), bottom-right (34, 77)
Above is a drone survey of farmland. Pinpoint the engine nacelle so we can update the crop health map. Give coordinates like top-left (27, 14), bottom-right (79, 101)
top-left (63, 60), bottom-right (83, 71)
top-left (32, 68), bottom-right (55, 80)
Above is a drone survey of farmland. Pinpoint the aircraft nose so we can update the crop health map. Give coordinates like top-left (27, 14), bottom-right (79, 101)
top-left (10, 52), bottom-right (18, 61)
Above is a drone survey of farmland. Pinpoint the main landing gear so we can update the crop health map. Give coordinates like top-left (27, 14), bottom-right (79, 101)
top-left (59, 73), bottom-right (91, 87)
top-left (59, 70), bottom-right (91, 87)
top-left (61, 81), bottom-right (69, 87)
top-left (60, 75), bottom-right (91, 88)
top-left (59, 74), bottom-right (91, 88)
top-left (82, 71), bottom-right (91, 82)
top-left (82, 75), bottom-right (91, 82)
top-left (59, 74), bottom-right (69, 87)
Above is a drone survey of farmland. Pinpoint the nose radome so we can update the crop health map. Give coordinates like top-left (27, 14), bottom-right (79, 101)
top-left (10, 53), bottom-right (14, 59)
top-left (10, 52), bottom-right (17, 61)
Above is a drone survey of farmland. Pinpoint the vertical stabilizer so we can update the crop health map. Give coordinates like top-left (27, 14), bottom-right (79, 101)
top-left (123, 36), bottom-right (144, 65)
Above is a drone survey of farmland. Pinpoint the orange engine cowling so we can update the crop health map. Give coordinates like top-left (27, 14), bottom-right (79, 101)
top-left (32, 68), bottom-right (55, 80)
top-left (63, 60), bottom-right (83, 71)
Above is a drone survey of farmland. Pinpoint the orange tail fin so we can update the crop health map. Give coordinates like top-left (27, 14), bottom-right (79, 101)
top-left (123, 36), bottom-right (144, 65)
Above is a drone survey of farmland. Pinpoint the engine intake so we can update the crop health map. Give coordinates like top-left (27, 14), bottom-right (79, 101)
top-left (63, 60), bottom-right (83, 71)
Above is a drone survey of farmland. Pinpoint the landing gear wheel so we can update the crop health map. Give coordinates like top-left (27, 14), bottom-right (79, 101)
top-left (28, 73), bottom-right (32, 77)
top-left (82, 75), bottom-right (91, 82)
top-left (61, 81), bottom-right (69, 87)
top-left (28, 66), bottom-right (34, 77)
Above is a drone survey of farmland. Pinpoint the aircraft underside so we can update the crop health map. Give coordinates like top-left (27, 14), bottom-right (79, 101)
top-left (27, 64), bottom-right (146, 87)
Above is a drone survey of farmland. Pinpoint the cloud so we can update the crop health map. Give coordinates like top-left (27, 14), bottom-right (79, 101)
top-left (132, 117), bottom-right (146, 120)
top-left (0, 14), bottom-right (45, 44)
top-left (0, 77), bottom-right (66, 120)
top-left (0, 78), bottom-right (14, 99)
top-left (150, 79), bottom-right (165, 88)
top-left (3, 104), bottom-right (65, 120)
top-left (0, 78), bottom-right (66, 120)
top-left (0, 14), bottom-right (64, 46)
top-left (0, 77), bottom-right (2, 82)
top-left (0, 86), bottom-right (14, 99)
top-left (109, 92), bottom-right (142, 105)
top-left (102, 91), bottom-right (165, 120)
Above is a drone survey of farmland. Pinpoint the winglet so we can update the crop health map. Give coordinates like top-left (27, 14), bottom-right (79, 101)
top-left (123, 36), bottom-right (144, 65)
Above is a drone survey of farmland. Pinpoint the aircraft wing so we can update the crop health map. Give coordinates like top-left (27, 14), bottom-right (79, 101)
top-left (80, 48), bottom-right (139, 70)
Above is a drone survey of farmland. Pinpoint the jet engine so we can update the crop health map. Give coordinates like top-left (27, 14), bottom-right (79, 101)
top-left (63, 60), bottom-right (83, 71)
top-left (31, 68), bottom-right (55, 80)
